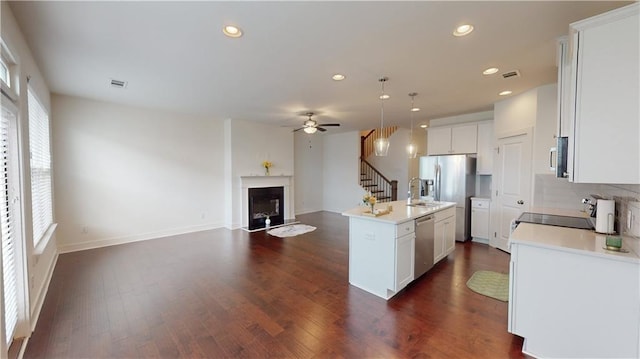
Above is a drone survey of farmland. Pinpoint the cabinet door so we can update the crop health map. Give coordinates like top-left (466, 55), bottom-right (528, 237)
top-left (476, 122), bottom-right (494, 175)
top-left (471, 207), bottom-right (490, 239)
top-left (434, 220), bottom-right (445, 263)
top-left (395, 233), bottom-right (415, 292)
top-left (444, 217), bottom-right (456, 255)
top-left (451, 124), bottom-right (477, 154)
top-left (427, 127), bottom-right (452, 155)
top-left (571, 10), bottom-right (639, 183)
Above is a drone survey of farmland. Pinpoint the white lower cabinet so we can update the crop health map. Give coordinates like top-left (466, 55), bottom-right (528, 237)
top-left (348, 217), bottom-right (415, 299)
top-left (509, 242), bottom-right (639, 358)
top-left (434, 207), bottom-right (456, 263)
top-left (471, 198), bottom-right (490, 241)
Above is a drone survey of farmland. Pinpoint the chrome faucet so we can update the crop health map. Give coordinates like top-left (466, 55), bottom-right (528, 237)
top-left (408, 177), bottom-right (421, 204)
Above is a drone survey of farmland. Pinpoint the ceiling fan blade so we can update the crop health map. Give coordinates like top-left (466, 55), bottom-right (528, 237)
top-left (293, 127), bottom-right (305, 132)
top-left (317, 123), bottom-right (340, 127)
top-left (317, 127), bottom-right (327, 132)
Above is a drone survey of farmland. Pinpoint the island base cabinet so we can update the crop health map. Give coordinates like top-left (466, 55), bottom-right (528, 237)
top-left (509, 243), bottom-right (639, 358)
top-left (348, 217), bottom-right (415, 300)
top-left (434, 207), bottom-right (456, 263)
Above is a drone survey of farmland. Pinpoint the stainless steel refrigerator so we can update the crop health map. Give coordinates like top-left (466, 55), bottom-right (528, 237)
top-left (419, 155), bottom-right (476, 242)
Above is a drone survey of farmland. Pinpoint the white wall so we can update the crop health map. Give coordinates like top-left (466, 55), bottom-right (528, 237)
top-left (294, 132), bottom-right (324, 214)
top-left (494, 88), bottom-right (538, 136)
top-left (224, 118), bottom-right (294, 228)
top-left (52, 94), bottom-right (224, 252)
top-left (1, 1), bottom-right (58, 337)
top-left (322, 131), bottom-right (364, 213)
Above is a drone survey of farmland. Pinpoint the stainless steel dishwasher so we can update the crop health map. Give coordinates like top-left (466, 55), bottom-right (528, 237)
top-left (415, 214), bottom-right (435, 278)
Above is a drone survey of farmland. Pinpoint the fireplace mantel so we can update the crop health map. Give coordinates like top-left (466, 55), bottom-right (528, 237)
top-left (240, 175), bottom-right (294, 228)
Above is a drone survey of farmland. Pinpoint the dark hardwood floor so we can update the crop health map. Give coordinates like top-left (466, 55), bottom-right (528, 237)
top-left (25, 211), bottom-right (525, 358)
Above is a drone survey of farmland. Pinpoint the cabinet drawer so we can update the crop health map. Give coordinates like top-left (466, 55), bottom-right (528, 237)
top-left (435, 207), bottom-right (455, 222)
top-left (396, 221), bottom-right (415, 236)
top-left (471, 199), bottom-right (490, 209)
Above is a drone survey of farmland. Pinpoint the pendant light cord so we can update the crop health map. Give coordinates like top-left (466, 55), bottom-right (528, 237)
top-left (380, 78), bottom-right (385, 131)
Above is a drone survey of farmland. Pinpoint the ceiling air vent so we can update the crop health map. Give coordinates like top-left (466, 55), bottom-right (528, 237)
top-left (501, 70), bottom-right (521, 79)
top-left (110, 79), bottom-right (128, 88)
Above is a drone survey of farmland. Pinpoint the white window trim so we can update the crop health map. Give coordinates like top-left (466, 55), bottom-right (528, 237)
top-left (32, 223), bottom-right (56, 256)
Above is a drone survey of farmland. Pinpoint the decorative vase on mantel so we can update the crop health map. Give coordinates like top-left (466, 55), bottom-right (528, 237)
top-left (370, 203), bottom-right (375, 214)
top-left (265, 167), bottom-right (270, 176)
top-left (265, 216), bottom-right (271, 227)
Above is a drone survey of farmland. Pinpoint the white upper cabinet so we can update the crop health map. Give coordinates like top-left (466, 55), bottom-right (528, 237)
top-left (568, 4), bottom-right (639, 184)
top-left (476, 122), bottom-right (494, 175)
top-left (427, 124), bottom-right (477, 155)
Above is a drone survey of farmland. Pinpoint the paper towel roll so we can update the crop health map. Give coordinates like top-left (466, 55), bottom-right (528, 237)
top-left (596, 199), bottom-right (615, 234)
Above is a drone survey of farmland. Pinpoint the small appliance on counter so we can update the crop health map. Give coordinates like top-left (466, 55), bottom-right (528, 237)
top-left (595, 199), bottom-right (615, 234)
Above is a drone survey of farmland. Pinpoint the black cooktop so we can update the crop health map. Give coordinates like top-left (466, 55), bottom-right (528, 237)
top-left (516, 212), bottom-right (595, 230)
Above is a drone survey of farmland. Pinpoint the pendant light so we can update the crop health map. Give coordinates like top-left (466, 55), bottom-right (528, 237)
top-left (407, 92), bottom-right (419, 158)
top-left (374, 77), bottom-right (390, 156)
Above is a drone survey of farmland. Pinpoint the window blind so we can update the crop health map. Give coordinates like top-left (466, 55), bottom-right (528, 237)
top-left (27, 88), bottom-right (52, 246)
top-left (1, 103), bottom-right (18, 345)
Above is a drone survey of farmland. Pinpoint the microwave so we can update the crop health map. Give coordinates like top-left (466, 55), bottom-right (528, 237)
top-left (550, 136), bottom-right (569, 178)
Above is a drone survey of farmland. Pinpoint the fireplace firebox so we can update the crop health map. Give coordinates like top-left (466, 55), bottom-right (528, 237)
top-left (248, 186), bottom-right (284, 230)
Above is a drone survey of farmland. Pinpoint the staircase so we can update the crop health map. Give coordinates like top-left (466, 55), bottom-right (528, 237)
top-left (359, 128), bottom-right (398, 203)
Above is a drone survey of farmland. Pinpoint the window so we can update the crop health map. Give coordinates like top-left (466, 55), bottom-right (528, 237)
top-left (27, 88), bottom-right (53, 246)
top-left (1, 99), bottom-right (18, 345)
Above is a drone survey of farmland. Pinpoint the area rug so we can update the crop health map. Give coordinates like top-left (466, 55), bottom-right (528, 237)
top-left (267, 224), bottom-right (316, 238)
top-left (466, 270), bottom-right (509, 302)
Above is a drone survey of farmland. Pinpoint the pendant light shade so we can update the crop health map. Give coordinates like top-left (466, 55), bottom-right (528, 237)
top-left (374, 137), bottom-right (390, 156)
top-left (407, 142), bottom-right (418, 158)
top-left (407, 92), bottom-right (419, 158)
top-left (374, 77), bottom-right (390, 156)
top-left (303, 126), bottom-right (317, 134)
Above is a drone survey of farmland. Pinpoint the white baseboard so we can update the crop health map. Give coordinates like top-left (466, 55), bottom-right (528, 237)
top-left (58, 222), bottom-right (224, 253)
top-left (30, 250), bottom-right (59, 332)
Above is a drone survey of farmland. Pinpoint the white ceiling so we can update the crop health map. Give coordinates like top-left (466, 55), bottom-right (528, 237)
top-left (8, 1), bottom-right (629, 132)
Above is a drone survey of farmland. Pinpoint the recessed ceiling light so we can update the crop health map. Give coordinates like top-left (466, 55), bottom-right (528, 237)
top-left (332, 74), bottom-right (345, 81)
top-left (499, 90), bottom-right (513, 96)
top-left (223, 25), bottom-right (243, 38)
top-left (420, 124), bottom-right (428, 128)
top-left (379, 94), bottom-right (390, 100)
top-left (411, 107), bottom-right (420, 112)
top-left (483, 67), bottom-right (499, 75)
top-left (453, 24), bottom-right (474, 37)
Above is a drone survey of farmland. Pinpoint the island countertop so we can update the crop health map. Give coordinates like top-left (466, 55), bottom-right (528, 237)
top-left (341, 200), bottom-right (456, 224)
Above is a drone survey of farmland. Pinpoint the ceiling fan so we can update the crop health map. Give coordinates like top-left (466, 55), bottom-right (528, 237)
top-left (293, 112), bottom-right (340, 134)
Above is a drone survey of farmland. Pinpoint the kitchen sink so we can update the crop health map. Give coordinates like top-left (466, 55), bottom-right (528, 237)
top-left (406, 201), bottom-right (441, 208)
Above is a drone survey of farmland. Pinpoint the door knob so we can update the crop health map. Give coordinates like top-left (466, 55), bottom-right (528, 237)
top-left (517, 200), bottom-right (524, 205)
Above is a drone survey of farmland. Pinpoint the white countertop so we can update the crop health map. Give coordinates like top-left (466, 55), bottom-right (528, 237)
top-left (341, 200), bottom-right (456, 224)
top-left (510, 222), bottom-right (640, 264)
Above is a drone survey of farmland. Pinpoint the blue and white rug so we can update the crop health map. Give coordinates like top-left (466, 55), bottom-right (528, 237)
top-left (267, 224), bottom-right (316, 238)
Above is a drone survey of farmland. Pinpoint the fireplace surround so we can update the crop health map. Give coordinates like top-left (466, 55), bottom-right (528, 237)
top-left (248, 186), bottom-right (284, 230)
top-left (240, 175), bottom-right (294, 230)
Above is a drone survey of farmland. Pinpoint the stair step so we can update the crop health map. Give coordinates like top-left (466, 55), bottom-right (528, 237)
top-left (360, 178), bottom-right (372, 182)
top-left (362, 184), bottom-right (378, 188)
top-left (377, 196), bottom-right (392, 201)
top-left (370, 190), bottom-right (384, 194)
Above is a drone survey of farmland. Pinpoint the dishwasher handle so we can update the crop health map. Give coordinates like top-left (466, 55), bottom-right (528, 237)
top-left (416, 215), bottom-right (435, 224)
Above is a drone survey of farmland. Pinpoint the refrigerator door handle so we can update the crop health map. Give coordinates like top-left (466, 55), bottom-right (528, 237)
top-left (435, 164), bottom-right (441, 201)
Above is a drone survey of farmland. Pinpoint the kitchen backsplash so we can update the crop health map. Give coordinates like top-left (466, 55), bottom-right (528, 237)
top-left (533, 174), bottom-right (640, 236)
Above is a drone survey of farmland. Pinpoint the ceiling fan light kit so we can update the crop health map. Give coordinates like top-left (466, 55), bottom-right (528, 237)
top-left (374, 77), bottom-right (390, 157)
top-left (293, 112), bottom-right (340, 134)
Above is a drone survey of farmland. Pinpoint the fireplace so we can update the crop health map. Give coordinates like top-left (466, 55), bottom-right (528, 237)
top-left (248, 186), bottom-right (284, 230)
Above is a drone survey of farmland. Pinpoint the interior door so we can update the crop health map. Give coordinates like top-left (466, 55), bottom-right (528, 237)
top-left (491, 130), bottom-right (532, 252)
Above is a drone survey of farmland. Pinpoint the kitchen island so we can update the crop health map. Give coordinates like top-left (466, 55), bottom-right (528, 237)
top-left (342, 200), bottom-right (456, 300)
top-left (509, 223), bottom-right (639, 358)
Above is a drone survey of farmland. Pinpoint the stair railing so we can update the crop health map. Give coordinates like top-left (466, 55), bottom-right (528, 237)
top-left (360, 157), bottom-right (398, 202)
